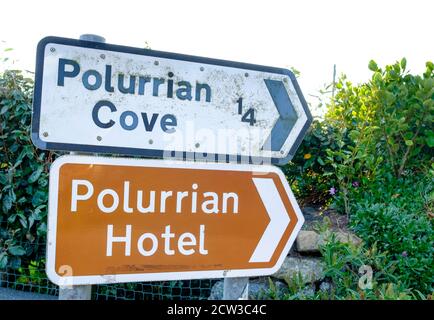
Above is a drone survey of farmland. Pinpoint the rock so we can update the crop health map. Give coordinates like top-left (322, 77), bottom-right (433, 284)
top-left (301, 207), bottom-right (323, 229)
top-left (302, 206), bottom-right (321, 216)
top-left (293, 284), bottom-right (316, 299)
top-left (319, 281), bottom-right (333, 293)
top-left (208, 278), bottom-right (289, 300)
top-left (208, 280), bottom-right (224, 300)
top-left (295, 230), bottom-right (363, 253)
top-left (333, 231), bottom-right (363, 246)
top-left (249, 278), bottom-right (289, 300)
top-left (296, 231), bottom-right (320, 253)
top-left (272, 257), bottom-right (325, 284)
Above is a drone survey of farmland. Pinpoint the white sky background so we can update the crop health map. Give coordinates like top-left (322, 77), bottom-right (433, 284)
top-left (0, 0), bottom-right (433, 116)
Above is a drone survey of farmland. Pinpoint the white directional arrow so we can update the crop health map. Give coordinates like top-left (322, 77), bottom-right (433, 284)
top-left (250, 178), bottom-right (291, 263)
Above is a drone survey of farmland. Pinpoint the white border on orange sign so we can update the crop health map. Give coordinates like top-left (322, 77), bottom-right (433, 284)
top-left (46, 155), bottom-right (304, 286)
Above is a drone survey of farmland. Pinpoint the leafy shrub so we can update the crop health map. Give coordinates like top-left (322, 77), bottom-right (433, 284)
top-left (282, 59), bottom-right (433, 299)
top-left (282, 120), bottom-right (343, 205)
top-left (325, 59), bottom-right (433, 213)
top-left (0, 69), bottom-right (54, 270)
top-left (350, 177), bottom-right (434, 294)
top-left (318, 235), bottom-right (428, 300)
top-left (287, 59), bottom-right (433, 212)
top-left (320, 61), bottom-right (433, 297)
top-left (265, 232), bottom-right (430, 300)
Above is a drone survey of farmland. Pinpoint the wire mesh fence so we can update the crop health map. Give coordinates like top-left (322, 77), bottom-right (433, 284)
top-left (0, 265), bottom-right (58, 297)
top-left (0, 265), bottom-right (218, 300)
top-left (0, 217), bottom-right (217, 300)
top-left (93, 279), bottom-right (217, 300)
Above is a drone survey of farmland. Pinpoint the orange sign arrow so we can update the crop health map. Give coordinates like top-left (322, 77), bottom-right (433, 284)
top-left (47, 156), bottom-right (304, 285)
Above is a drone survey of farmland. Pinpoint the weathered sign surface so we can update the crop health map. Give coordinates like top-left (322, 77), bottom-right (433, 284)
top-left (46, 155), bottom-right (304, 285)
top-left (32, 36), bottom-right (312, 164)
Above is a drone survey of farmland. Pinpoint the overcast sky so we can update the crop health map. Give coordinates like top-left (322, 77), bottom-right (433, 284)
top-left (1, 0), bottom-right (433, 114)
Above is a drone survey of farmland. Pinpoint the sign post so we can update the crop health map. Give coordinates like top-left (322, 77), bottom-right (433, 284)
top-left (223, 277), bottom-right (249, 300)
top-left (32, 36), bottom-right (311, 300)
top-left (57, 34), bottom-right (106, 300)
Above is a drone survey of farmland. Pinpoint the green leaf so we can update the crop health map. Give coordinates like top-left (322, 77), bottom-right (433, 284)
top-left (317, 157), bottom-right (325, 166)
top-left (373, 72), bottom-right (382, 84)
top-left (349, 130), bottom-right (360, 141)
top-left (9, 257), bottom-right (21, 269)
top-left (404, 140), bottom-right (414, 146)
top-left (0, 252), bottom-right (8, 269)
top-left (32, 190), bottom-right (47, 207)
top-left (427, 135), bottom-right (434, 148)
top-left (2, 193), bottom-right (13, 213)
top-left (32, 205), bottom-right (46, 221)
top-left (0, 105), bottom-right (9, 115)
top-left (400, 58), bottom-right (407, 70)
top-left (7, 214), bottom-right (17, 224)
top-left (19, 215), bottom-right (28, 229)
top-left (38, 178), bottom-right (48, 187)
top-left (423, 99), bottom-right (433, 108)
top-left (28, 165), bottom-right (43, 184)
top-left (368, 60), bottom-right (378, 72)
top-left (0, 173), bottom-right (8, 185)
top-left (37, 222), bottom-right (47, 237)
top-left (8, 246), bottom-right (26, 256)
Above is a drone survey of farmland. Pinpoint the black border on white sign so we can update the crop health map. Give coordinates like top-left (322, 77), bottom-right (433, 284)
top-left (32, 36), bottom-right (312, 165)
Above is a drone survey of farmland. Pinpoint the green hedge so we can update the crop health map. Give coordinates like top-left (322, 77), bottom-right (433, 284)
top-left (0, 69), bottom-right (55, 269)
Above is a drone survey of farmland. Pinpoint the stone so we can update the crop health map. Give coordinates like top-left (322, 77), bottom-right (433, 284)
top-left (333, 231), bottom-right (363, 246)
top-left (208, 281), bottom-right (224, 300)
top-left (301, 207), bottom-right (323, 228)
top-left (296, 231), bottom-right (320, 253)
top-left (293, 284), bottom-right (316, 299)
top-left (272, 257), bottom-right (325, 284)
top-left (248, 278), bottom-right (289, 300)
top-left (295, 230), bottom-right (363, 253)
top-left (319, 281), bottom-right (333, 293)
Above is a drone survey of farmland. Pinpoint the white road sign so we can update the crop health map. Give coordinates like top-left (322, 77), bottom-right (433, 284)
top-left (32, 37), bottom-right (312, 164)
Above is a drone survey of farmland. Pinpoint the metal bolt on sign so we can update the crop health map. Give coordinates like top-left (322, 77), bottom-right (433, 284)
top-left (58, 33), bottom-right (107, 301)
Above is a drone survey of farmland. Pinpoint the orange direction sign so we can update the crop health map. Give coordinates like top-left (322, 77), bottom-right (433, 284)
top-left (47, 156), bottom-right (304, 285)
